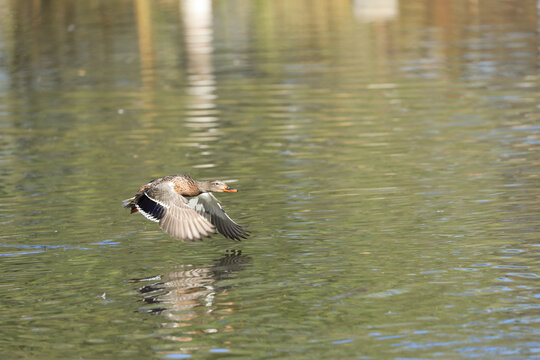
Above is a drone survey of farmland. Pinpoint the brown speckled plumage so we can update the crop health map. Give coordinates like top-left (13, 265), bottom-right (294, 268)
top-left (123, 174), bottom-right (249, 242)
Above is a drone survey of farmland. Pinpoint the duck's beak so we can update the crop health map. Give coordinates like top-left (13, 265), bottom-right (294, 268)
top-left (223, 186), bottom-right (237, 192)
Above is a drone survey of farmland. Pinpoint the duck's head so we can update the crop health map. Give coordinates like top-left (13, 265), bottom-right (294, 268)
top-left (202, 180), bottom-right (237, 193)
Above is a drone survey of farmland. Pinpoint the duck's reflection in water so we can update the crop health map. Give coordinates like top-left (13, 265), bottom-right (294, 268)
top-left (134, 250), bottom-right (250, 330)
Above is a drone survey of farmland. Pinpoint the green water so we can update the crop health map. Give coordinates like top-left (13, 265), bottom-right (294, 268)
top-left (1, 0), bottom-right (539, 359)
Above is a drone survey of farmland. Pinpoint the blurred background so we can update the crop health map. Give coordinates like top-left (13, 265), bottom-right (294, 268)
top-left (0, 0), bottom-right (539, 358)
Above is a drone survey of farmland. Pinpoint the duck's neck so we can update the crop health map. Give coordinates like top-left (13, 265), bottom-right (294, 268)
top-left (196, 181), bottom-right (212, 193)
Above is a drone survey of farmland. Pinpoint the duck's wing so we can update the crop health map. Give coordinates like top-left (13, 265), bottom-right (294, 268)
top-left (187, 193), bottom-right (249, 241)
top-left (138, 181), bottom-right (216, 241)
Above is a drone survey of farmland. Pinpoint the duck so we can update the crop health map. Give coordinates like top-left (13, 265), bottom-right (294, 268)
top-left (123, 175), bottom-right (249, 241)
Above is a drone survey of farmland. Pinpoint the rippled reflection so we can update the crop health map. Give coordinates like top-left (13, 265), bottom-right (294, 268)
top-left (134, 250), bottom-right (250, 350)
top-left (353, 0), bottom-right (398, 21)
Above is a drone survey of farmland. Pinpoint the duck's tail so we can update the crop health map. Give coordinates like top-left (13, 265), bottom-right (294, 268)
top-left (122, 197), bottom-right (138, 213)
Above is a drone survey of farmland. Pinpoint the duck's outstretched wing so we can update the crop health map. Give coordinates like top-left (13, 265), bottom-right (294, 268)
top-left (138, 182), bottom-right (216, 241)
top-left (187, 193), bottom-right (249, 241)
